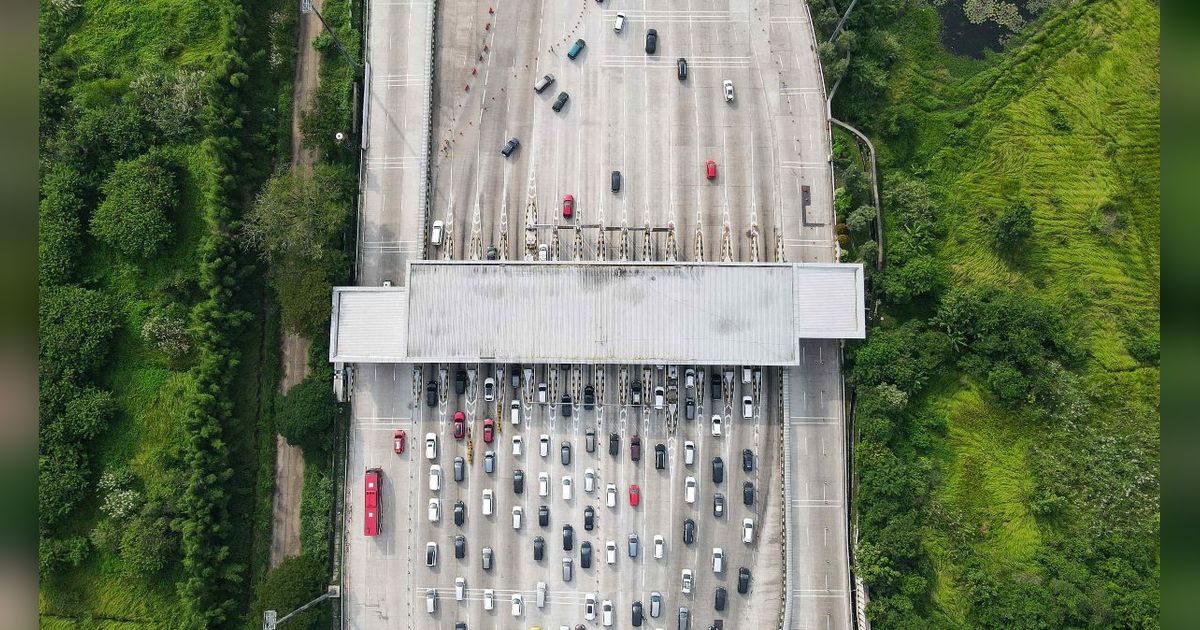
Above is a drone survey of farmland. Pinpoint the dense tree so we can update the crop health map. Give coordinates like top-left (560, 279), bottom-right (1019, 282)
top-left (38, 286), bottom-right (118, 383)
top-left (242, 164), bottom-right (353, 264)
top-left (90, 153), bottom-right (177, 258)
top-left (847, 204), bottom-right (876, 233)
top-left (276, 375), bottom-right (342, 454)
top-left (38, 164), bottom-right (84, 286)
top-left (120, 509), bottom-right (176, 577)
top-left (991, 200), bottom-right (1035, 251)
top-left (251, 554), bottom-right (329, 629)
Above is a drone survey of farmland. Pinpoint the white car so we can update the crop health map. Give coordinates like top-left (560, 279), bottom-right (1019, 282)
top-left (742, 395), bottom-right (754, 419)
top-left (606, 540), bottom-right (617, 564)
top-left (584, 468), bottom-right (596, 493)
top-left (425, 433), bottom-right (437, 460)
top-left (743, 518), bottom-right (755, 544)
top-left (711, 414), bottom-right (723, 437)
top-left (539, 472), bottom-right (551, 497)
top-left (512, 594), bottom-right (524, 616)
top-left (428, 498), bottom-right (440, 522)
top-left (455, 576), bottom-right (465, 601)
top-left (614, 12), bottom-right (625, 32)
top-left (540, 434), bottom-right (551, 457)
top-left (602, 599), bottom-right (614, 626)
top-left (431, 220), bottom-right (444, 246)
top-left (538, 382), bottom-right (548, 402)
top-left (654, 386), bottom-right (665, 409)
top-left (723, 79), bottom-right (735, 102)
top-left (654, 534), bottom-right (665, 559)
top-left (685, 476), bottom-right (697, 503)
top-left (606, 483), bottom-right (617, 507)
top-left (585, 592), bottom-right (597, 620)
top-left (712, 547), bottom-right (724, 573)
top-left (513, 435), bottom-right (523, 456)
top-left (482, 489), bottom-right (494, 515)
top-left (484, 588), bottom-right (495, 610)
top-left (562, 475), bottom-right (573, 501)
top-left (684, 440), bottom-right (695, 465)
top-left (510, 399), bottom-right (521, 425)
top-left (483, 377), bottom-right (496, 401)
top-left (512, 506), bottom-right (523, 530)
top-left (685, 368), bottom-right (696, 389)
top-left (429, 465), bottom-right (441, 491)
top-left (681, 568), bottom-right (694, 594)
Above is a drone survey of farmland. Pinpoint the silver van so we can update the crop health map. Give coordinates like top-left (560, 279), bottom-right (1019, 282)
top-left (562, 557), bottom-right (574, 582)
top-left (536, 581), bottom-right (547, 608)
top-left (678, 606), bottom-right (690, 630)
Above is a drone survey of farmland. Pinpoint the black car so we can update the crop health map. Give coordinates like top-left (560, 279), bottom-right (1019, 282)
top-left (712, 457), bottom-right (724, 484)
top-left (714, 587), bottom-right (727, 611)
top-left (563, 524), bottom-right (574, 551)
top-left (685, 396), bottom-right (695, 421)
top-left (611, 170), bottom-right (622, 192)
top-left (584, 385), bottom-right (596, 410)
top-left (539, 504), bottom-right (550, 527)
top-left (631, 436), bottom-right (641, 462)
top-left (633, 600), bottom-right (644, 626)
top-left (682, 517), bottom-right (696, 544)
top-left (710, 373), bottom-right (722, 400)
top-left (609, 432), bottom-right (620, 456)
top-left (455, 369), bottom-right (467, 394)
top-left (645, 28), bottom-right (658, 54)
top-left (561, 441), bottom-right (572, 465)
top-left (743, 481), bottom-right (754, 506)
top-left (655, 443), bottom-right (666, 470)
top-left (514, 469), bottom-right (525, 494)
top-left (743, 448), bottom-right (754, 472)
top-left (533, 536), bottom-right (545, 561)
top-left (713, 493), bottom-right (725, 518)
top-left (631, 380), bottom-right (642, 404)
top-left (454, 456), bottom-right (465, 482)
top-left (455, 534), bottom-right (466, 559)
top-left (426, 381), bottom-right (438, 407)
top-left (561, 394), bottom-right (572, 417)
top-left (455, 623), bottom-right (466, 630)
top-left (454, 500), bottom-right (465, 526)
top-left (486, 245), bottom-right (498, 260)
top-left (511, 369), bottom-right (521, 390)
top-left (677, 57), bottom-right (687, 80)
top-left (501, 137), bottom-right (519, 157)
top-left (584, 505), bottom-right (595, 531)
top-left (552, 91), bottom-right (570, 112)
top-left (581, 541), bottom-right (593, 568)
top-left (586, 428), bottom-right (596, 453)
top-left (738, 567), bottom-right (751, 594)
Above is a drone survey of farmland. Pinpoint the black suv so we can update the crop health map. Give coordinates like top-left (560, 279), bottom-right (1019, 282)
top-left (501, 137), bottom-right (519, 157)
top-left (645, 28), bottom-right (658, 53)
top-left (712, 457), bottom-right (724, 484)
top-left (426, 381), bottom-right (438, 407)
top-left (609, 432), bottom-right (620, 456)
top-left (584, 385), bottom-right (596, 410)
top-left (539, 504), bottom-right (550, 527)
top-left (677, 57), bottom-right (687, 80)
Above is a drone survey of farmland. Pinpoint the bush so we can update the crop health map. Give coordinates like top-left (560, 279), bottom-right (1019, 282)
top-left (38, 164), bottom-right (84, 286)
top-left (847, 204), bottom-right (877, 233)
top-left (272, 253), bottom-right (347, 337)
top-left (142, 309), bottom-right (194, 359)
top-left (120, 509), bottom-right (176, 577)
top-left (90, 153), bottom-right (177, 258)
top-left (300, 468), bottom-right (334, 565)
top-left (276, 375), bottom-right (341, 454)
top-left (38, 285), bottom-right (118, 384)
top-left (251, 554), bottom-right (329, 629)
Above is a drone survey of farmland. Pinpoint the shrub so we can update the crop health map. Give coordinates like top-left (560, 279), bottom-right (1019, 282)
top-left (300, 468), bottom-right (334, 565)
top-left (276, 375), bottom-right (341, 454)
top-left (38, 285), bottom-right (118, 385)
top-left (120, 509), bottom-right (176, 577)
top-left (90, 153), bottom-right (177, 258)
top-left (38, 164), bottom-right (84, 286)
top-left (847, 204), bottom-right (877, 233)
top-left (142, 310), bottom-right (193, 359)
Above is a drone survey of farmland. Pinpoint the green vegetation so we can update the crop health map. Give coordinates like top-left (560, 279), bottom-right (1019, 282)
top-left (275, 374), bottom-right (343, 456)
top-left (38, 0), bottom-right (297, 625)
top-left (825, 0), bottom-right (1159, 626)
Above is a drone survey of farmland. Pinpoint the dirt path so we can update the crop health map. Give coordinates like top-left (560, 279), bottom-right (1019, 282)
top-left (269, 0), bottom-right (325, 570)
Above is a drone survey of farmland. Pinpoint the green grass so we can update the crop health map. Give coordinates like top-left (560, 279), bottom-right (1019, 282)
top-left (867, 0), bottom-right (1160, 624)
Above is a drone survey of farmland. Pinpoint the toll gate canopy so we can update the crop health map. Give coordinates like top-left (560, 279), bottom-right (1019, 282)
top-left (329, 261), bottom-right (864, 366)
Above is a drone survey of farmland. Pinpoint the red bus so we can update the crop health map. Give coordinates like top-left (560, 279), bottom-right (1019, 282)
top-left (364, 467), bottom-right (382, 536)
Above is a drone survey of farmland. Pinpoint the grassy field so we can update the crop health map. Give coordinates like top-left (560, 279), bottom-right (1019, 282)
top-left (864, 0), bottom-right (1160, 624)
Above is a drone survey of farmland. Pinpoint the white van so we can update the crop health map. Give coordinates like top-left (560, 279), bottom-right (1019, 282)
top-left (712, 547), bottom-right (724, 574)
top-left (484, 588), bottom-right (495, 610)
top-left (536, 581), bottom-right (547, 608)
top-left (684, 476), bottom-right (697, 503)
top-left (455, 576), bottom-right (465, 601)
top-left (430, 220), bottom-right (444, 246)
top-left (510, 399), bottom-right (521, 425)
top-left (742, 366), bottom-right (752, 384)
top-left (425, 588), bottom-right (437, 613)
top-left (482, 489), bottom-right (494, 515)
top-left (614, 13), bottom-right (625, 32)
top-left (512, 506), bottom-right (523, 529)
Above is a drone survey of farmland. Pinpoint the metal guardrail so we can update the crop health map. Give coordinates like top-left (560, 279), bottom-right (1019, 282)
top-left (780, 369), bottom-right (794, 630)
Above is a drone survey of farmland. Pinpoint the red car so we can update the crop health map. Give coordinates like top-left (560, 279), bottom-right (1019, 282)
top-left (706, 160), bottom-right (717, 180)
top-left (629, 484), bottom-right (640, 507)
top-left (393, 429), bottom-right (406, 454)
top-left (453, 411), bottom-right (466, 440)
top-left (562, 194), bottom-right (575, 218)
top-left (483, 417), bottom-right (495, 443)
